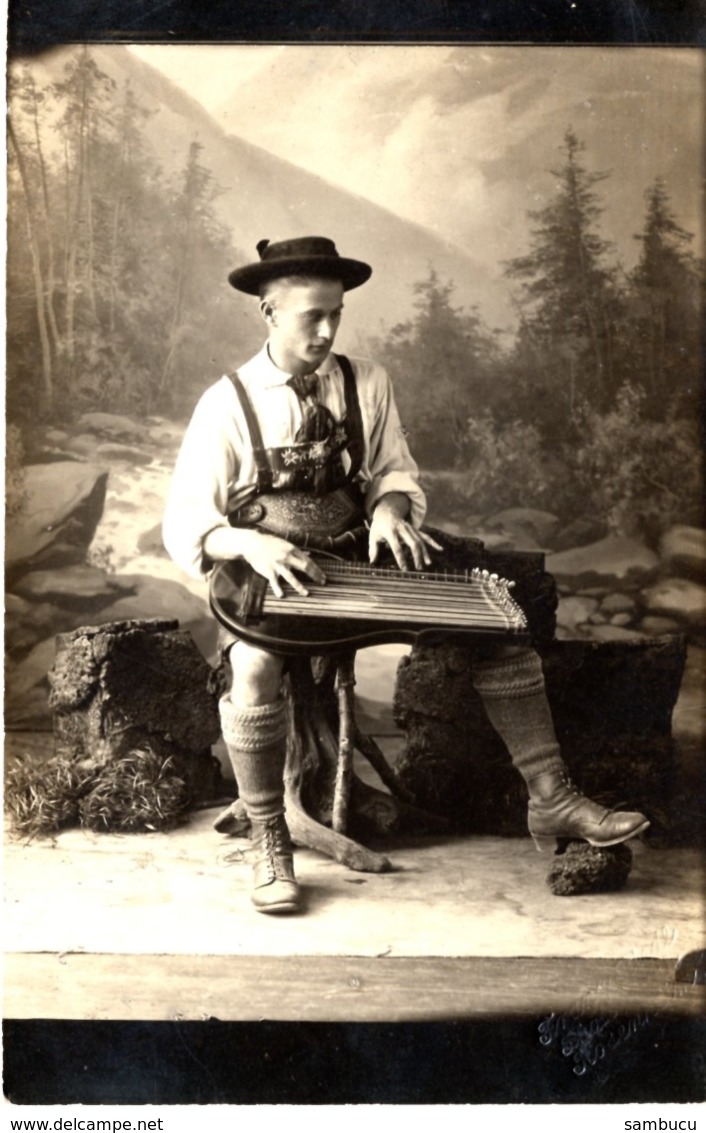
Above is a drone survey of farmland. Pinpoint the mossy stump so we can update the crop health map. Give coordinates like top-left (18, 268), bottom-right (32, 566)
top-left (9, 618), bottom-right (227, 835)
top-left (393, 634), bottom-right (689, 845)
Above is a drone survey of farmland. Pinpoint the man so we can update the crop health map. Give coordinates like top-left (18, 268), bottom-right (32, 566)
top-left (163, 235), bottom-right (649, 916)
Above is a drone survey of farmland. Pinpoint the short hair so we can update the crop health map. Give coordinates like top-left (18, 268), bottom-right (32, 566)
top-left (259, 273), bottom-right (344, 303)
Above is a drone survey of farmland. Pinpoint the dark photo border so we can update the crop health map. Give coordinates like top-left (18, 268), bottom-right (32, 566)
top-left (7, 0), bottom-right (706, 53)
top-left (4, 0), bottom-right (706, 1107)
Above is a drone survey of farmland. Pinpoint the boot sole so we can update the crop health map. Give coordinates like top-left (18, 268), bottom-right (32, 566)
top-left (252, 899), bottom-right (303, 914)
top-left (531, 819), bottom-right (651, 853)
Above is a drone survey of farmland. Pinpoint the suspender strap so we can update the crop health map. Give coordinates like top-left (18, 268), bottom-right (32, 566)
top-left (226, 371), bottom-right (274, 493)
top-left (335, 353), bottom-right (365, 481)
top-left (228, 357), bottom-right (363, 490)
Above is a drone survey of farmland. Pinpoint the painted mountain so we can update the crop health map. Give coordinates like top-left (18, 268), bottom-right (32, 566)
top-left (12, 42), bottom-right (514, 365)
top-left (130, 42), bottom-right (703, 322)
top-left (15, 43), bottom-right (701, 347)
top-left (203, 44), bottom-right (703, 264)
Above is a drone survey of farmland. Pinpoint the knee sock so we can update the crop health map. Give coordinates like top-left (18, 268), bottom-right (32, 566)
top-left (471, 649), bottom-right (565, 786)
top-left (218, 695), bottom-right (289, 822)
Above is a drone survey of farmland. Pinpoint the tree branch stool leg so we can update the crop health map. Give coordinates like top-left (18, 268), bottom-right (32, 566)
top-left (332, 653), bottom-right (357, 834)
top-left (214, 650), bottom-right (443, 872)
top-left (352, 726), bottom-right (416, 803)
top-left (283, 653), bottom-right (393, 872)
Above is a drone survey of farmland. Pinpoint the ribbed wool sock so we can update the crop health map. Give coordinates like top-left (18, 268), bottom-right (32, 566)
top-left (471, 649), bottom-right (565, 786)
top-left (218, 696), bottom-right (289, 822)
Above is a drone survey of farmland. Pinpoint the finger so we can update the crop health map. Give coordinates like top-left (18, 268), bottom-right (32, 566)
top-left (284, 551), bottom-right (326, 586)
top-left (368, 531), bottom-right (383, 564)
top-left (298, 557), bottom-right (327, 585)
top-left (267, 572), bottom-right (285, 599)
top-left (411, 536), bottom-right (428, 570)
top-left (420, 531), bottom-right (444, 551)
top-left (386, 533), bottom-right (409, 572)
top-left (398, 526), bottom-right (427, 570)
top-left (276, 565), bottom-right (309, 597)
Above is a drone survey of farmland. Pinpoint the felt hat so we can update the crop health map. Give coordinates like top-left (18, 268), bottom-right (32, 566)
top-left (228, 236), bottom-right (372, 295)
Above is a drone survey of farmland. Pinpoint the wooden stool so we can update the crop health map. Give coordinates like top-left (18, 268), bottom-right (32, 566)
top-left (213, 648), bottom-right (437, 872)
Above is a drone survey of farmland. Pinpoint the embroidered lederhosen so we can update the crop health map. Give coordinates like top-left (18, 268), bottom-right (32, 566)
top-left (226, 353), bottom-right (367, 552)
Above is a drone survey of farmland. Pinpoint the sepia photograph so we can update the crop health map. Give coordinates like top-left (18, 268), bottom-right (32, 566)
top-left (4, 38), bottom-right (705, 1103)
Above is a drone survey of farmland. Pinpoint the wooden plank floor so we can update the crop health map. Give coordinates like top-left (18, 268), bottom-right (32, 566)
top-left (4, 802), bottom-right (705, 1021)
top-left (5, 953), bottom-right (703, 1022)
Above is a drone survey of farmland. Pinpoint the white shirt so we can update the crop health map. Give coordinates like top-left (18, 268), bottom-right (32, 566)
top-left (163, 345), bottom-right (426, 579)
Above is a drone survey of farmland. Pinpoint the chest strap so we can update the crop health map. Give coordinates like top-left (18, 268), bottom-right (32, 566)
top-left (226, 353), bottom-right (364, 492)
top-left (336, 353), bottom-right (364, 481)
top-left (226, 370), bottom-right (274, 493)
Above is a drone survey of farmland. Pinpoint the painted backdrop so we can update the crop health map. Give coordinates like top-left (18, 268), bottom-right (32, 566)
top-left (5, 45), bottom-right (704, 737)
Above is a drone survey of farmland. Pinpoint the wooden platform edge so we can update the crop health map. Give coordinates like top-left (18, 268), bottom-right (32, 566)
top-left (4, 953), bottom-right (705, 1022)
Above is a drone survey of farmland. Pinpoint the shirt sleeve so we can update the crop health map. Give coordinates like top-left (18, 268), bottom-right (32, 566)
top-left (360, 362), bottom-right (427, 528)
top-left (162, 381), bottom-right (241, 580)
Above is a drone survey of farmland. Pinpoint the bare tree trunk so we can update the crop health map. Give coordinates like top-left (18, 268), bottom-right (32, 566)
top-left (64, 143), bottom-right (79, 363)
top-left (8, 118), bottom-right (53, 412)
top-left (27, 73), bottom-right (63, 357)
top-left (108, 192), bottom-right (121, 334)
top-left (108, 99), bottom-right (132, 334)
top-left (64, 63), bottom-right (90, 364)
top-left (83, 118), bottom-right (99, 323)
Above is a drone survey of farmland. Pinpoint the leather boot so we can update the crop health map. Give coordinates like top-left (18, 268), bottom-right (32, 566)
top-left (528, 772), bottom-right (650, 852)
top-left (250, 814), bottom-right (302, 914)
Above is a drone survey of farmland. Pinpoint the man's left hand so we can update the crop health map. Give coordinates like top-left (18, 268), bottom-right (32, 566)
top-left (368, 493), bottom-right (443, 571)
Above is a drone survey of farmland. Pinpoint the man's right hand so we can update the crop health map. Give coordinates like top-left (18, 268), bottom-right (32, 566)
top-left (203, 526), bottom-right (326, 598)
top-left (240, 530), bottom-right (327, 598)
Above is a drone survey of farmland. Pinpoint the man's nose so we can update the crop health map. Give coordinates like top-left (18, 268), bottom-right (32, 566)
top-left (316, 317), bottom-right (336, 340)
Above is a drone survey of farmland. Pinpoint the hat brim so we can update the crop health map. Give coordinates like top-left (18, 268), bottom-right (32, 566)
top-left (228, 254), bottom-right (372, 295)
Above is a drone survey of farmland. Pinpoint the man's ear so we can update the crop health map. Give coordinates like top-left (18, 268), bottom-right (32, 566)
top-left (260, 298), bottom-right (276, 327)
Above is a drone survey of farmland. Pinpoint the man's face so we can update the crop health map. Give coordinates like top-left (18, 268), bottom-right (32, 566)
top-left (263, 277), bottom-right (345, 375)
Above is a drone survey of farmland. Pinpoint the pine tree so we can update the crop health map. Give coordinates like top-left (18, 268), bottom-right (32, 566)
top-left (624, 177), bottom-right (702, 417)
top-left (376, 268), bottom-right (502, 468)
top-left (156, 138), bottom-right (244, 413)
top-left (104, 82), bottom-right (152, 333)
top-left (504, 128), bottom-right (620, 419)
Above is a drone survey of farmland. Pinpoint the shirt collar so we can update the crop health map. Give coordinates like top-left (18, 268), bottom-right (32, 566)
top-left (247, 343), bottom-right (338, 389)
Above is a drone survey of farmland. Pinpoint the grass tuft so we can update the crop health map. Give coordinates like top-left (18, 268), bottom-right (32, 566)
top-left (5, 747), bottom-right (192, 838)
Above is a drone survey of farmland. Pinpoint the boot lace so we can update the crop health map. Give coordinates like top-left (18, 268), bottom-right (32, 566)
top-left (258, 819), bottom-right (292, 879)
top-left (560, 774), bottom-right (629, 826)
